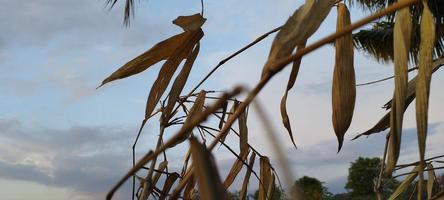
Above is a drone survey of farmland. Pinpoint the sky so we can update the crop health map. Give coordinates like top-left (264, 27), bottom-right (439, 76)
top-left (1, 0), bottom-right (444, 199)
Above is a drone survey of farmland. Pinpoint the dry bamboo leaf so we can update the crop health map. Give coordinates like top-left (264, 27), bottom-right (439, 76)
top-left (218, 101), bottom-right (228, 129)
top-left (98, 31), bottom-right (193, 88)
top-left (107, 88), bottom-right (241, 200)
top-left (386, 4), bottom-right (412, 175)
top-left (266, 174), bottom-right (276, 200)
top-left (152, 161), bottom-right (168, 186)
top-left (145, 30), bottom-right (204, 120)
top-left (384, 77), bottom-right (417, 110)
top-left (189, 137), bottom-right (227, 200)
top-left (431, 188), bottom-right (444, 200)
top-left (223, 148), bottom-right (250, 188)
top-left (173, 13), bottom-right (206, 31)
top-left (385, 57), bottom-right (444, 110)
top-left (170, 170), bottom-right (193, 200)
top-left (353, 57), bottom-right (444, 140)
top-left (427, 163), bottom-right (436, 199)
top-left (262, 0), bottom-right (335, 77)
top-left (227, 101), bottom-right (239, 121)
top-left (416, 2), bottom-right (436, 196)
top-left (239, 105), bottom-right (248, 155)
top-left (221, 101), bottom-right (239, 142)
top-left (140, 161), bottom-right (168, 199)
top-left (280, 42), bottom-right (306, 148)
top-left (162, 43), bottom-right (201, 123)
top-left (259, 156), bottom-right (272, 200)
top-left (240, 152), bottom-right (256, 200)
top-left (185, 91), bottom-right (206, 124)
top-left (354, 95), bottom-right (413, 140)
top-left (388, 165), bottom-right (422, 200)
top-left (183, 177), bottom-right (196, 199)
top-left (181, 149), bottom-right (192, 177)
top-left (170, 91), bottom-right (206, 148)
top-left (354, 79), bottom-right (414, 140)
top-left (332, 3), bottom-right (355, 152)
top-left (159, 172), bottom-right (180, 200)
top-left (353, 112), bottom-right (391, 140)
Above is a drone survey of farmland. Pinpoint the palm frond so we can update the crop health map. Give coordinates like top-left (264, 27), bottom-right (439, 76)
top-left (353, 22), bottom-right (394, 63)
top-left (353, 21), bottom-right (444, 64)
top-left (106, 0), bottom-right (135, 26)
top-left (349, 0), bottom-right (443, 23)
top-left (346, 0), bottom-right (391, 11)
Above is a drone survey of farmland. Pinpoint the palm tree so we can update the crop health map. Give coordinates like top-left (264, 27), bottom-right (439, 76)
top-left (349, 0), bottom-right (444, 63)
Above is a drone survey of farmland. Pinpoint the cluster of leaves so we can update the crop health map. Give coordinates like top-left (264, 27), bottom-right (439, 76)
top-left (98, 0), bottom-right (444, 199)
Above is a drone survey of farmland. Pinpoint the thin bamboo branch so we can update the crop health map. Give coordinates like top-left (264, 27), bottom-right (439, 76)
top-left (396, 154), bottom-right (444, 169)
top-left (375, 134), bottom-right (390, 200)
top-left (393, 166), bottom-right (444, 178)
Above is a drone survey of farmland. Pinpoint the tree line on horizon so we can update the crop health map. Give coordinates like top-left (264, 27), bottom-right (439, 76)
top-left (226, 157), bottom-right (444, 200)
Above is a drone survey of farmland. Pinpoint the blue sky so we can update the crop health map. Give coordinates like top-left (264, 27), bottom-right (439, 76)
top-left (1, 0), bottom-right (444, 199)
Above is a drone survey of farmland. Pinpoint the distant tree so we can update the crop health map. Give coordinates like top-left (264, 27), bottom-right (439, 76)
top-left (252, 184), bottom-right (284, 200)
top-left (228, 191), bottom-right (240, 200)
top-left (439, 174), bottom-right (444, 189)
top-left (329, 193), bottom-right (352, 200)
top-left (294, 176), bottom-right (332, 200)
top-left (345, 157), bottom-right (399, 199)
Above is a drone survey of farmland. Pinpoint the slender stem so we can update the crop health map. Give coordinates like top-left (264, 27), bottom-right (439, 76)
top-left (200, 0), bottom-right (204, 16)
top-left (375, 134), bottom-right (389, 200)
top-left (198, 126), bottom-right (264, 186)
top-left (393, 166), bottom-right (444, 178)
top-left (139, 125), bottom-right (166, 200)
top-left (396, 154), bottom-right (444, 169)
top-left (140, 167), bottom-right (183, 178)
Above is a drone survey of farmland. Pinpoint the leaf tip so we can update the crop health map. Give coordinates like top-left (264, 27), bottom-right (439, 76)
top-left (96, 83), bottom-right (104, 90)
top-left (337, 136), bottom-right (344, 153)
top-left (291, 139), bottom-right (298, 149)
top-left (351, 133), bottom-right (361, 141)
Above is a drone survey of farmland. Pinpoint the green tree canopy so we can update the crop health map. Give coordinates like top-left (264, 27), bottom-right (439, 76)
top-left (294, 176), bottom-right (331, 200)
top-left (345, 157), bottom-right (399, 199)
